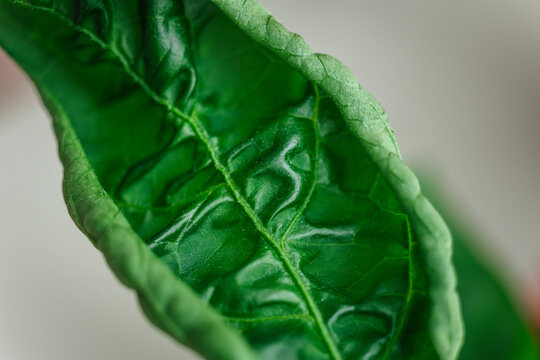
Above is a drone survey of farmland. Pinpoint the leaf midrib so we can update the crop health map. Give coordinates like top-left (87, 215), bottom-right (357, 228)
top-left (16, 2), bottom-right (419, 358)
top-left (16, 2), bottom-right (342, 358)
top-left (187, 110), bottom-right (343, 360)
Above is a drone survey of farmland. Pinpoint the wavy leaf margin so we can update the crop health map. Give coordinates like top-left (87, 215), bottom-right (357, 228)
top-left (38, 88), bottom-right (259, 360)
top-left (211, 1), bottom-right (463, 358)
top-left (3, 0), bottom-right (464, 359)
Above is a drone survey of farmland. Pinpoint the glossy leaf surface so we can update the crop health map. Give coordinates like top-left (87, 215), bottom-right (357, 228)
top-left (0, 1), bottom-right (462, 359)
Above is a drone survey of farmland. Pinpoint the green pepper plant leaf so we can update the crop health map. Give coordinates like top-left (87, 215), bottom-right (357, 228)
top-left (0, 1), bottom-right (463, 359)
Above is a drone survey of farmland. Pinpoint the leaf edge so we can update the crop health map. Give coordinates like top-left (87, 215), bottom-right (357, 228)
top-left (0, 0), bottom-right (464, 357)
top-left (37, 85), bottom-right (260, 360)
top-left (210, 0), bottom-right (464, 358)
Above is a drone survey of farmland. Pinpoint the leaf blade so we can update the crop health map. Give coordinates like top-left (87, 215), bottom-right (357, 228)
top-left (0, 0), bottom-right (463, 359)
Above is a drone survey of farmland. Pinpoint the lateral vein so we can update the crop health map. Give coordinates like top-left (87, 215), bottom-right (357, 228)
top-left (14, 3), bottom-right (344, 359)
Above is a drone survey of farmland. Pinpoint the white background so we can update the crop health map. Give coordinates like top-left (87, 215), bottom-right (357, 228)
top-left (1, 1), bottom-right (539, 359)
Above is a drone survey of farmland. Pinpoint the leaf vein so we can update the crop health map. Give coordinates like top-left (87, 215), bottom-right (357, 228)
top-left (12, 3), bottom-right (343, 358)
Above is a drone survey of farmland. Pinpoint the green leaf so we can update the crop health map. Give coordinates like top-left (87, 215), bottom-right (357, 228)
top-left (0, 1), bottom-right (462, 359)
top-left (419, 181), bottom-right (540, 360)
top-left (455, 239), bottom-right (539, 360)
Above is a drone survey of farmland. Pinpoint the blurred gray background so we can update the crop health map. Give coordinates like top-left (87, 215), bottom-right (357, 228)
top-left (1, 0), bottom-right (539, 359)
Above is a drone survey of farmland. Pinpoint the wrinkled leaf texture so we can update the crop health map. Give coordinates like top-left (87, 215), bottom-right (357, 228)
top-left (0, 1), bottom-right (462, 359)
